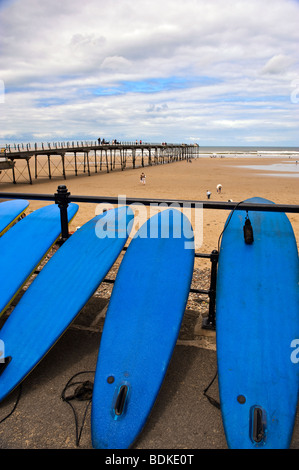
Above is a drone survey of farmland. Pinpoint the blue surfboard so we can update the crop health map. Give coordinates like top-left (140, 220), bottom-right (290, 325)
top-left (216, 197), bottom-right (299, 449)
top-left (0, 199), bottom-right (29, 236)
top-left (0, 206), bottom-right (134, 402)
top-left (91, 208), bottom-right (195, 449)
top-left (0, 203), bottom-right (79, 317)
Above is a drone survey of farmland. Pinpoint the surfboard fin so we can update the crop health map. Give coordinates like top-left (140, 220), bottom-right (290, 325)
top-left (252, 407), bottom-right (266, 444)
top-left (114, 385), bottom-right (129, 416)
top-left (243, 213), bottom-right (254, 245)
top-left (0, 356), bottom-right (12, 376)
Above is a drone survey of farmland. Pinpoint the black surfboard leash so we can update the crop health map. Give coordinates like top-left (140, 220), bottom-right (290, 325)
top-left (204, 200), bottom-right (246, 410)
top-left (0, 384), bottom-right (22, 425)
top-left (0, 370), bottom-right (94, 448)
top-left (203, 370), bottom-right (220, 410)
top-left (217, 199), bottom-right (246, 252)
top-left (61, 370), bottom-right (95, 447)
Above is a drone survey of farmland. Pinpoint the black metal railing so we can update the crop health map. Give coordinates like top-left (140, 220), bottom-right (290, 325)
top-left (1, 185), bottom-right (298, 331)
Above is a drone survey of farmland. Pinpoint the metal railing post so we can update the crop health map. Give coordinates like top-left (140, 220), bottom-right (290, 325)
top-left (202, 249), bottom-right (219, 330)
top-left (54, 185), bottom-right (70, 244)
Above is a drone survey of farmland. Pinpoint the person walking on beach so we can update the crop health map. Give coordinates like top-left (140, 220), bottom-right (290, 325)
top-left (206, 190), bottom-right (211, 199)
top-left (140, 172), bottom-right (146, 184)
top-left (217, 184), bottom-right (222, 194)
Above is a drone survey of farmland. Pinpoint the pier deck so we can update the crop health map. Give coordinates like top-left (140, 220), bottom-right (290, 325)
top-left (0, 141), bottom-right (199, 184)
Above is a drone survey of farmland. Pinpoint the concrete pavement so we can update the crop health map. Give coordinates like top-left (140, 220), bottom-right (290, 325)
top-left (0, 295), bottom-right (298, 451)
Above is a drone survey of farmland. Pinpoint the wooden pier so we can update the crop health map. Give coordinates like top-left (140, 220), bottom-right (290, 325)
top-left (0, 141), bottom-right (199, 184)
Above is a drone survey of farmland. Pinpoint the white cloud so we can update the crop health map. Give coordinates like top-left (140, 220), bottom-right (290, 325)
top-left (261, 54), bottom-right (295, 75)
top-left (1, 0), bottom-right (299, 145)
top-left (100, 56), bottom-right (132, 72)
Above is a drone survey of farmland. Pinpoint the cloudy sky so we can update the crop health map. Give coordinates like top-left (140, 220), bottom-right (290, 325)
top-left (0, 0), bottom-right (299, 146)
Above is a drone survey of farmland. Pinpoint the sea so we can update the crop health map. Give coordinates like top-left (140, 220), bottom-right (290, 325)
top-left (195, 145), bottom-right (299, 156)
top-left (194, 146), bottom-right (299, 177)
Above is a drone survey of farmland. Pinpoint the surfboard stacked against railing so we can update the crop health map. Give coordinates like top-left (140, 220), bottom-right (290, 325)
top-left (216, 197), bottom-right (299, 449)
top-left (0, 203), bottom-right (79, 317)
top-left (0, 199), bottom-right (29, 236)
top-left (0, 186), bottom-right (298, 449)
top-left (91, 208), bottom-right (195, 449)
top-left (0, 206), bottom-right (134, 403)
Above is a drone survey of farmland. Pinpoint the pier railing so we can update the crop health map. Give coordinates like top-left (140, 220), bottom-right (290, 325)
top-left (0, 185), bottom-right (298, 330)
top-left (4, 140), bottom-right (189, 151)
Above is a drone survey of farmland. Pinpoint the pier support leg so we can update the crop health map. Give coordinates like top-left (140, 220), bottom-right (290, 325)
top-left (61, 153), bottom-right (66, 179)
top-left (95, 150), bottom-right (97, 173)
top-left (35, 155), bottom-right (38, 179)
top-left (86, 151), bottom-right (90, 176)
top-left (132, 149), bottom-right (136, 169)
top-left (48, 154), bottom-right (51, 179)
top-left (120, 148), bottom-right (123, 170)
top-left (27, 158), bottom-right (32, 184)
top-left (74, 152), bottom-right (78, 176)
top-left (12, 160), bottom-right (16, 184)
top-left (105, 150), bottom-right (109, 173)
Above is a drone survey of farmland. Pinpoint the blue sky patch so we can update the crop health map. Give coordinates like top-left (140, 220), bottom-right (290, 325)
top-left (92, 76), bottom-right (220, 96)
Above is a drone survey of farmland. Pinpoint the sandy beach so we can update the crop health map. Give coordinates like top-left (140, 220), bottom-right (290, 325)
top-left (1, 153), bottom-right (298, 308)
top-left (1, 155), bottom-right (298, 258)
